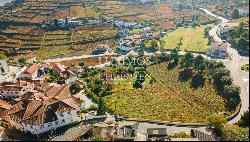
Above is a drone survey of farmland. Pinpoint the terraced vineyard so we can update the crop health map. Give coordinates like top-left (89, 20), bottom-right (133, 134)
top-left (104, 62), bottom-right (232, 123)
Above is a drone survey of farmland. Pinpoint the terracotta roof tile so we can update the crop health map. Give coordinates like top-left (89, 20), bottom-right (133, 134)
top-left (61, 97), bottom-right (80, 111)
top-left (52, 63), bottom-right (66, 73)
top-left (22, 100), bottom-right (42, 120)
top-left (24, 64), bottom-right (40, 74)
top-left (8, 101), bottom-right (25, 114)
top-left (55, 85), bottom-right (71, 100)
top-left (0, 99), bottom-right (12, 110)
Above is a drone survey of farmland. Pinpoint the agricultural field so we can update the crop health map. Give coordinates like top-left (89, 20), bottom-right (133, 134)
top-left (56, 5), bottom-right (100, 19)
top-left (104, 62), bottom-right (231, 123)
top-left (94, 0), bottom-right (176, 22)
top-left (0, 24), bottom-right (117, 60)
top-left (161, 25), bottom-right (212, 52)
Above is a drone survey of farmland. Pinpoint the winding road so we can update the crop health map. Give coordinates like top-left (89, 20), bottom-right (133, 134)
top-left (200, 8), bottom-right (249, 124)
top-left (43, 8), bottom-right (249, 128)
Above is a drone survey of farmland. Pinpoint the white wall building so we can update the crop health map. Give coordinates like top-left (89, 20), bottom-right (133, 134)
top-left (207, 42), bottom-right (228, 59)
top-left (0, 60), bottom-right (9, 73)
top-left (3, 85), bottom-right (85, 135)
top-left (218, 22), bottom-right (239, 36)
top-left (0, 86), bottom-right (28, 99)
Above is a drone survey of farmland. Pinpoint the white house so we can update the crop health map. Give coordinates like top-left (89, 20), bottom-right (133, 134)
top-left (218, 22), bottom-right (239, 36)
top-left (7, 99), bottom-right (81, 135)
top-left (141, 27), bottom-right (152, 33)
top-left (207, 42), bottom-right (228, 59)
top-left (0, 85), bottom-right (28, 99)
top-left (92, 44), bottom-right (111, 55)
top-left (50, 63), bottom-right (77, 84)
top-left (239, 8), bottom-right (249, 17)
top-left (18, 64), bottom-right (40, 80)
top-left (4, 85), bottom-right (85, 135)
top-left (0, 60), bottom-right (9, 73)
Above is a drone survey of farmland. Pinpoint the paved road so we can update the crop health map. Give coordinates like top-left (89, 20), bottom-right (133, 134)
top-left (201, 8), bottom-right (249, 124)
top-left (137, 122), bottom-right (212, 136)
top-left (50, 125), bottom-right (92, 141)
top-left (43, 52), bottom-right (117, 63)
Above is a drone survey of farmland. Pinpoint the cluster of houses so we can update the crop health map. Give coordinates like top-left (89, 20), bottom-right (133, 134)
top-left (117, 27), bottom-right (160, 52)
top-left (0, 61), bottom-right (86, 135)
top-left (207, 21), bottom-right (248, 59)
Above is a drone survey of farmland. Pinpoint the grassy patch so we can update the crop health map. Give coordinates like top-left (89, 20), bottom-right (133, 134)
top-left (241, 64), bottom-right (249, 72)
top-left (104, 62), bottom-right (230, 123)
top-left (231, 17), bottom-right (249, 23)
top-left (31, 45), bottom-right (73, 60)
top-left (161, 25), bottom-right (212, 52)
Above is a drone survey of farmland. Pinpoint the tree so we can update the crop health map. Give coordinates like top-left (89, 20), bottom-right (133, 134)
top-left (79, 60), bottom-right (85, 67)
top-left (222, 125), bottom-right (249, 141)
top-left (232, 8), bottom-right (240, 19)
top-left (133, 80), bottom-right (143, 88)
top-left (170, 48), bottom-right (179, 64)
top-left (207, 114), bottom-right (227, 133)
top-left (0, 54), bottom-right (6, 60)
top-left (138, 41), bottom-right (145, 57)
top-left (237, 111), bottom-right (249, 128)
top-left (193, 55), bottom-right (206, 73)
top-left (150, 40), bottom-right (158, 51)
top-left (53, 19), bottom-right (59, 27)
top-left (220, 76), bottom-right (233, 89)
top-left (70, 82), bottom-right (81, 95)
top-left (46, 70), bottom-right (62, 83)
top-left (223, 85), bottom-right (241, 110)
top-left (18, 58), bottom-right (26, 65)
top-left (180, 53), bottom-right (194, 69)
top-left (91, 135), bottom-right (105, 141)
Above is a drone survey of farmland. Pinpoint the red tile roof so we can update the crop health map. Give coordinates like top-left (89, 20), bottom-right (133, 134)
top-left (24, 64), bottom-right (40, 74)
top-left (51, 63), bottom-right (66, 73)
top-left (0, 99), bottom-right (12, 110)
top-left (0, 86), bottom-right (24, 92)
top-left (8, 101), bottom-right (25, 114)
top-left (23, 100), bottom-right (42, 120)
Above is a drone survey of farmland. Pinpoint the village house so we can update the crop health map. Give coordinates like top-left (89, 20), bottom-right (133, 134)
top-left (218, 22), bottom-right (240, 36)
top-left (238, 8), bottom-right (249, 17)
top-left (58, 17), bottom-right (82, 28)
top-left (18, 64), bottom-right (49, 80)
top-left (113, 21), bottom-right (138, 29)
top-left (0, 85), bottom-right (28, 99)
top-left (91, 44), bottom-right (111, 55)
top-left (207, 42), bottom-right (228, 59)
top-left (0, 99), bottom-right (12, 120)
top-left (117, 34), bottom-right (143, 52)
top-left (50, 63), bottom-right (77, 84)
top-left (1, 84), bottom-right (85, 135)
top-left (141, 27), bottom-right (152, 33)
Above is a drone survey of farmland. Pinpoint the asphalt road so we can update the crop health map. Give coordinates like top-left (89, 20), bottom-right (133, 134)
top-left (50, 125), bottom-right (91, 141)
top-left (200, 8), bottom-right (249, 124)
